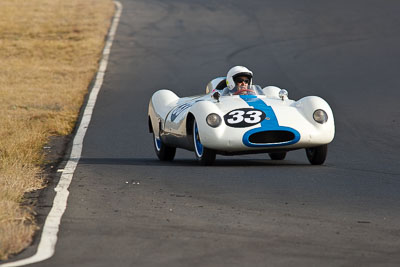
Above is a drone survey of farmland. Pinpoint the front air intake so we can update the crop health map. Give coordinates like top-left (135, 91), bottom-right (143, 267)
top-left (248, 130), bottom-right (295, 144)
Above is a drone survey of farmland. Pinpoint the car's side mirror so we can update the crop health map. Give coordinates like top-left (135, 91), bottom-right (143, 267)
top-left (212, 91), bottom-right (221, 102)
top-left (279, 89), bottom-right (288, 101)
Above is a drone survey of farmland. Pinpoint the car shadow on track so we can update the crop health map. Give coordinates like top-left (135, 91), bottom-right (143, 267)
top-left (78, 157), bottom-right (313, 167)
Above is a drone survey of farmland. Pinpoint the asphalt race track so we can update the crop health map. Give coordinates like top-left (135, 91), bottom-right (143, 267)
top-left (7, 0), bottom-right (400, 266)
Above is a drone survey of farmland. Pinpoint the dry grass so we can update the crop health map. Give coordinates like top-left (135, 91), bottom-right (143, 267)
top-left (0, 0), bottom-right (114, 260)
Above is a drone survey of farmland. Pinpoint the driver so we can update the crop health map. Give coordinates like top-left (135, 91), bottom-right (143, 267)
top-left (226, 66), bottom-right (255, 95)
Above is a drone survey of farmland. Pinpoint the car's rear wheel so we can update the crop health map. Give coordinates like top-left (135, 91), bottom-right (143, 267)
top-left (268, 152), bottom-right (286, 160)
top-left (193, 120), bottom-right (216, 165)
top-left (153, 131), bottom-right (176, 161)
top-left (306, 145), bottom-right (328, 165)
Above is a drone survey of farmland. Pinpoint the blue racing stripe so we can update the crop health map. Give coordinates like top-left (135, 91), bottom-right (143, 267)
top-left (239, 95), bottom-right (300, 147)
top-left (240, 95), bottom-right (279, 127)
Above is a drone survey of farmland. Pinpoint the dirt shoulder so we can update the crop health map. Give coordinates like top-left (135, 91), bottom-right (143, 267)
top-left (0, 0), bottom-right (114, 260)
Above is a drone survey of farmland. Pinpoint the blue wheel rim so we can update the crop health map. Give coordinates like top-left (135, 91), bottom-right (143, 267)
top-left (194, 122), bottom-right (203, 157)
top-left (154, 134), bottom-right (161, 151)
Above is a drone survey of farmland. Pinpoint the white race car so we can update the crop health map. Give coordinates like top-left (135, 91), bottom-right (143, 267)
top-left (148, 77), bottom-right (335, 165)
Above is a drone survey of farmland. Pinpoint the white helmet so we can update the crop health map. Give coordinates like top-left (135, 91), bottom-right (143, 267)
top-left (226, 66), bottom-right (253, 90)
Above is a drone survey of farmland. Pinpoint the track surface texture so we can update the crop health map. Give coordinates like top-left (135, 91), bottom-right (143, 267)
top-left (10, 0), bottom-right (400, 266)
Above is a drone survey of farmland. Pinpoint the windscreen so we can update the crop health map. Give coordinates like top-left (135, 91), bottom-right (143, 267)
top-left (220, 85), bottom-right (265, 96)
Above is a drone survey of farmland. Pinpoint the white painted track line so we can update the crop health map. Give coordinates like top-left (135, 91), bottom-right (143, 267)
top-left (1, 2), bottom-right (123, 266)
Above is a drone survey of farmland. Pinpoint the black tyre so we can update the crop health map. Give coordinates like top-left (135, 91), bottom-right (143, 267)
top-left (306, 145), bottom-right (328, 165)
top-left (268, 152), bottom-right (287, 160)
top-left (193, 120), bottom-right (216, 165)
top-left (153, 132), bottom-right (176, 161)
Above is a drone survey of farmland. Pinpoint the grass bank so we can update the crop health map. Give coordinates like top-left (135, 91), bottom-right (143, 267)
top-left (0, 0), bottom-right (114, 260)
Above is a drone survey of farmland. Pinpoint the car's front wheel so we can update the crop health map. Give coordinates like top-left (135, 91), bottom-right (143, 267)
top-left (153, 132), bottom-right (176, 161)
top-left (193, 120), bottom-right (216, 165)
top-left (306, 145), bottom-right (328, 165)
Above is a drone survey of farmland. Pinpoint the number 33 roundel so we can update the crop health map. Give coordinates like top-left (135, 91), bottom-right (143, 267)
top-left (224, 108), bottom-right (266, 128)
